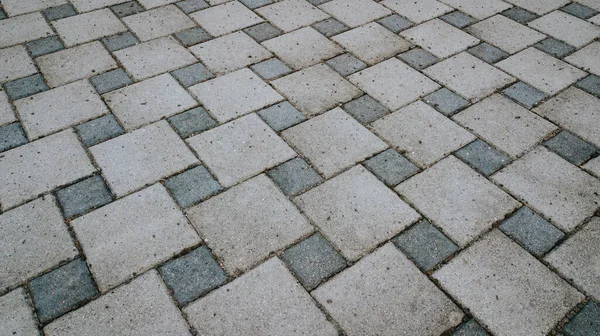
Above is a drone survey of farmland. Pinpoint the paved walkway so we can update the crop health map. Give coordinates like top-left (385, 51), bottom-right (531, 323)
top-left (1, 0), bottom-right (600, 335)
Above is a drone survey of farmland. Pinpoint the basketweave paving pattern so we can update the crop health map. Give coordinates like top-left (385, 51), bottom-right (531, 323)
top-left (1, 0), bottom-right (600, 334)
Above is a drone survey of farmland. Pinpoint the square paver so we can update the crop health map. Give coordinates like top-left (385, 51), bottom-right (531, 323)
top-left (168, 106), bottom-right (217, 138)
top-left (440, 10), bottom-right (478, 28)
top-left (326, 53), bottom-right (367, 76)
top-left (257, 101), bottom-right (305, 131)
top-left (138, 0), bottom-right (179, 9)
top-left (57, 175), bottom-right (113, 219)
top-left (378, 14), bottom-right (413, 33)
top-left (534, 37), bottom-right (576, 58)
top-left (453, 319), bottom-right (490, 336)
top-left (397, 156), bottom-right (520, 246)
top-left (468, 42), bottom-right (509, 63)
top-left (176, 0), bottom-right (209, 13)
top-left (318, 0), bottom-right (391, 27)
top-left (190, 1), bottom-right (263, 36)
top-left (502, 81), bottom-right (547, 108)
top-left (256, 0), bottom-right (330, 32)
top-left (434, 230), bottom-right (583, 336)
top-left (313, 243), bottom-right (463, 335)
top-left (174, 27), bottom-right (212, 46)
top-left (243, 22), bottom-right (282, 42)
top-left (363, 148), bottom-right (419, 186)
top-left (251, 58), bottom-right (293, 80)
top-left (501, 6), bottom-right (538, 23)
top-left (283, 108), bottom-right (387, 178)
top-left (543, 131), bottom-right (598, 165)
top-left (164, 166), bottom-right (222, 208)
top-left (90, 68), bottom-right (132, 95)
top-left (505, 0), bottom-right (568, 15)
top-left (189, 68), bottom-right (283, 123)
top-left (267, 157), bottom-right (323, 196)
top-left (438, 0), bottom-right (512, 19)
top-left (240, 0), bottom-right (274, 9)
top-left (0, 288), bottom-right (39, 336)
top-left (373, 101), bottom-right (475, 167)
top-left (0, 13), bottom-right (53, 49)
top-left (333, 23), bottom-right (411, 65)
top-left (401, 19), bottom-right (480, 58)
top-left (52, 9), bottom-right (127, 47)
top-left (454, 139), bottom-right (509, 176)
top-left (528, 11), bottom-right (600, 47)
top-left (187, 175), bottom-right (313, 274)
top-left (0, 123), bottom-right (28, 153)
top-left (382, 0), bottom-right (453, 23)
top-left (123, 5), bottom-right (195, 41)
top-left (184, 258), bottom-right (337, 335)
top-left (0, 46), bottom-right (36, 84)
top-left (398, 48), bottom-right (440, 70)
top-left (492, 147), bottom-right (600, 231)
top-left (500, 207), bottom-right (565, 257)
top-left (576, 75), bottom-right (600, 98)
top-left (563, 301), bottom-right (600, 335)
top-left (565, 41), bottom-right (600, 76)
top-left (466, 14), bottom-right (545, 53)
top-left (423, 87), bottom-right (469, 116)
top-left (562, 2), bottom-right (599, 18)
top-left (101, 31), bottom-right (139, 51)
top-left (311, 17), bottom-right (349, 36)
top-left (342, 94), bottom-right (388, 124)
top-left (75, 114), bottom-right (125, 146)
top-left (171, 62), bottom-right (214, 87)
top-left (26, 36), bottom-right (64, 57)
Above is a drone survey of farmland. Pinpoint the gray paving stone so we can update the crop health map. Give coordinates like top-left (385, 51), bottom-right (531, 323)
top-left (5, 74), bottom-right (49, 100)
top-left (467, 42), bottom-right (509, 63)
top-left (325, 53), bottom-right (367, 77)
top-left (0, 92), bottom-right (15, 126)
top-left (393, 219), bottom-right (459, 271)
top-left (75, 114), bottom-right (125, 147)
top-left (29, 259), bottom-right (98, 323)
top-left (171, 63), bottom-right (214, 87)
top-left (377, 14), bottom-right (413, 33)
top-left (0, 123), bottom-right (27, 153)
top-left (184, 258), bottom-right (337, 335)
top-left (453, 319), bottom-right (490, 336)
top-left (0, 8), bottom-right (6, 20)
top-left (69, 0), bottom-right (130, 12)
top-left (159, 246), bottom-right (226, 305)
top-left (500, 207), bottom-right (564, 257)
top-left (26, 36), bottom-right (64, 58)
top-left (0, 288), bottom-right (39, 336)
top-left (423, 87), bottom-right (469, 116)
top-left (0, 13), bottom-right (53, 49)
top-left (398, 48), bottom-right (440, 71)
top-left (190, 1), bottom-right (263, 37)
top-left (164, 165), bottom-right (222, 208)
top-left (52, 8), bottom-right (127, 47)
top-left (584, 156), bottom-right (600, 178)
top-left (342, 94), bottom-right (388, 124)
top-left (543, 131), bottom-right (597, 165)
top-left (561, 2), bottom-right (598, 19)
top-left (43, 4), bottom-right (77, 21)
top-left (576, 74), bottom-right (600, 98)
top-left (111, 1), bottom-right (144, 17)
top-left (454, 139), bottom-right (509, 176)
top-left (267, 158), bottom-right (323, 196)
top-left (44, 271), bottom-right (192, 335)
top-left (176, 0), bottom-right (209, 13)
top-left (168, 107), bottom-right (216, 138)
top-left (90, 68), bottom-right (132, 95)
top-left (534, 37), bottom-right (576, 58)
top-left (563, 301), bottom-right (600, 336)
top-left (240, 0), bottom-right (274, 9)
top-left (382, 0), bottom-right (451, 24)
top-left (363, 148), bottom-right (419, 186)
top-left (501, 7), bottom-right (538, 23)
top-left (174, 27), bottom-right (212, 47)
top-left (280, 233), bottom-right (345, 290)
top-left (243, 22), bottom-right (282, 43)
top-left (440, 0), bottom-right (510, 19)
top-left (502, 81), bottom-right (547, 109)
top-left (251, 58), bottom-right (292, 80)
top-left (257, 101), bottom-right (305, 131)
top-left (440, 10), bottom-right (477, 28)
top-left (56, 175), bottom-right (113, 219)
top-left (311, 17), bottom-right (348, 37)
top-left (101, 32), bottom-right (139, 52)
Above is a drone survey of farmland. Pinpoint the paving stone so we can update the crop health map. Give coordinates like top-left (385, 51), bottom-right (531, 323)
top-left (2, 0), bottom-right (66, 16)
top-left (501, 6), bottom-right (538, 23)
top-left (0, 9), bottom-right (6, 20)
top-left (42, 4), bottom-right (77, 21)
top-left (423, 87), bottom-right (469, 116)
top-left (67, 0), bottom-right (126, 12)
top-left (170, 63), bottom-right (212, 87)
top-left (562, 2), bottom-right (598, 19)
top-left (314, 243), bottom-right (463, 335)
top-left (189, 68), bottom-right (283, 123)
top-left (325, 53), bottom-right (367, 77)
top-left (187, 175), bottom-right (312, 273)
top-left (26, 36), bottom-right (64, 57)
top-left (168, 106), bottom-right (216, 138)
top-left (440, 10), bottom-right (478, 28)
top-left (243, 22), bottom-right (282, 42)
top-left (373, 101), bottom-right (475, 167)
top-left (187, 114), bottom-right (296, 187)
top-left (401, 19), bottom-right (479, 59)
top-left (56, 175), bottom-right (112, 219)
top-left (534, 37), bottom-right (576, 58)
top-left (138, 0), bottom-right (179, 9)
top-left (565, 41), bottom-right (600, 76)
top-left (529, 11), bottom-right (600, 48)
top-left (579, 0), bottom-right (600, 11)
top-left (583, 156), bottom-right (600, 178)
top-left (506, 0), bottom-right (568, 15)
top-left (398, 48), bottom-right (440, 70)
top-left (75, 114), bottom-right (125, 146)
top-left (240, 0), bottom-right (274, 9)
top-left (164, 165), bottom-right (222, 208)
top-left (333, 23), bottom-right (410, 65)
top-left (174, 27), bottom-right (212, 46)
top-left (90, 69), bottom-right (131, 95)
top-left (190, 31), bottom-right (272, 75)
top-left (0, 288), bottom-right (39, 336)
top-left (159, 246), bottom-right (226, 305)
top-left (256, 0), bottom-right (330, 32)
top-left (543, 131), bottom-right (597, 165)
top-left (382, 0), bottom-right (452, 23)
top-left (466, 15), bottom-right (545, 54)
top-left (0, 123), bottom-right (28, 153)
top-left (176, 0), bottom-right (208, 13)
top-left (90, 121), bottom-right (198, 197)
top-left (184, 258), bottom-right (336, 335)
top-left (452, 319), bottom-right (490, 336)
top-left (363, 148), bottom-right (419, 186)
top-left (454, 139), bottom-right (509, 176)
top-left (311, 17), bottom-right (348, 36)
top-left (576, 74), bottom-right (600, 98)
top-left (0, 196), bottom-right (77, 290)
top-left (500, 207), bottom-right (565, 257)
top-left (101, 31), bottom-right (139, 52)
top-left (0, 46), bottom-right (36, 84)
top-left (492, 147), bottom-right (600, 231)
top-left (349, 58), bottom-right (439, 110)
top-left (342, 94), bottom-right (388, 124)
top-left (5, 73), bottom-right (49, 101)
top-left (29, 259), bottom-right (98, 323)
top-left (377, 14), bottom-right (413, 32)
top-left (123, 5), bottom-right (195, 42)
top-left (590, 12), bottom-right (600, 23)
top-left (502, 81), bottom-right (547, 108)
top-left (114, 36), bottom-right (196, 81)
top-left (267, 157), bottom-right (323, 195)
top-left (257, 101), bottom-right (305, 131)
top-left (251, 58), bottom-right (292, 80)
top-left (37, 41), bottom-right (117, 88)
top-left (467, 42), bottom-right (509, 63)
top-left (0, 92), bottom-right (15, 126)
top-left (318, 0), bottom-right (391, 27)
top-left (44, 271), bottom-right (192, 335)
top-left (437, 0), bottom-right (511, 19)
top-left (110, 1), bottom-right (145, 17)
top-left (53, 9), bottom-right (127, 47)
top-left (0, 130), bottom-right (95, 210)
top-left (563, 301), bottom-right (600, 336)
top-left (0, 13), bottom-right (53, 48)
top-left (190, 1), bottom-right (263, 36)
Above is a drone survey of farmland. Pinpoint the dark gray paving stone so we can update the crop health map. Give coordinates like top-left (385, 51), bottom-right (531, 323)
top-left (393, 219), bottom-right (459, 271)
top-left (0, 8), bottom-right (6, 20)
top-left (312, 18), bottom-right (348, 37)
top-left (171, 63), bottom-right (214, 87)
top-left (0, 123), bottom-right (28, 153)
top-left (534, 37), bottom-right (576, 58)
top-left (398, 48), bottom-right (440, 70)
top-left (455, 140), bottom-right (509, 176)
top-left (440, 11), bottom-right (477, 28)
top-left (159, 246), bottom-right (227, 305)
top-left (174, 27), bottom-right (212, 47)
top-left (468, 42), bottom-right (509, 63)
top-left (501, 7), bottom-right (538, 24)
top-left (363, 149), bottom-right (419, 186)
top-left (243, 22), bottom-right (282, 43)
top-left (268, 158), bottom-right (323, 196)
top-left (26, 36), bottom-right (64, 58)
top-left (176, 0), bottom-right (209, 13)
top-left (29, 259), bottom-right (98, 324)
top-left (280, 233), bottom-right (346, 290)
top-left (503, 81), bottom-right (547, 109)
top-left (563, 301), bottom-right (600, 336)
top-left (75, 114), bottom-right (125, 147)
top-left (423, 88), bottom-right (469, 116)
top-left (168, 107), bottom-right (217, 138)
top-left (111, 1), bottom-right (144, 17)
top-left (57, 175), bottom-right (113, 219)
top-left (90, 69), bottom-right (132, 95)
top-left (342, 95), bottom-right (388, 124)
top-left (453, 319), bottom-right (490, 336)
top-left (543, 131), bottom-right (597, 165)
top-left (575, 75), bottom-right (600, 98)
top-left (251, 58), bottom-right (292, 80)
top-left (164, 166), bottom-right (222, 208)
top-left (257, 101), bottom-right (305, 131)
top-left (43, 4), bottom-right (77, 21)
top-left (561, 3), bottom-right (598, 19)
top-left (307, 0), bottom-right (332, 5)
top-left (102, 32), bottom-right (139, 52)
top-left (240, 0), bottom-right (274, 9)
top-left (5, 74), bottom-right (49, 100)
top-left (326, 53), bottom-right (367, 77)
top-left (377, 14), bottom-right (413, 33)
top-left (500, 207), bottom-right (565, 257)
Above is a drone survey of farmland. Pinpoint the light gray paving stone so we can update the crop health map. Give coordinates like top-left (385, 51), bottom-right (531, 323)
top-left (0, 196), bottom-right (77, 290)
top-left (113, 36), bottom-right (197, 81)
top-left (0, 46), bottom-right (36, 84)
top-left (565, 41), bottom-right (600, 76)
top-left (190, 1), bottom-right (263, 36)
top-left (313, 243), bottom-right (463, 335)
top-left (401, 19), bottom-right (480, 59)
top-left (0, 91), bottom-right (15, 126)
top-left (591, 12), bottom-right (600, 23)
top-left (466, 14), bottom-right (545, 53)
top-left (251, 58), bottom-right (293, 80)
top-left (90, 120), bottom-right (198, 197)
top-left (71, 0), bottom-right (130, 12)
top-left (332, 22), bottom-right (411, 65)
top-left (187, 175), bottom-right (313, 274)
top-left (438, 0), bottom-right (512, 19)
top-left (37, 41), bottom-right (117, 88)
top-left (44, 270), bottom-right (191, 335)
top-left (492, 147), bottom-right (600, 231)
top-left (15, 80), bottom-right (108, 140)
top-left (453, 94), bottom-right (557, 158)
top-left (187, 114), bottom-right (296, 187)
top-left (397, 156), bottom-right (520, 246)
top-left (2, 0), bottom-right (66, 16)
top-left (349, 58), bottom-right (440, 110)
top-left (138, 0), bottom-right (178, 8)
top-left (103, 74), bottom-right (197, 130)
top-left (189, 68), bottom-right (283, 123)
top-left (123, 5), bottom-right (195, 41)
top-left (272, 64), bottom-right (361, 116)
top-left (0, 130), bottom-right (95, 210)
top-left (0, 288), bottom-right (39, 336)
top-left (0, 13), bottom-right (53, 48)
top-left (52, 9), bottom-right (127, 47)
top-left (318, 0), bottom-right (391, 27)
top-left (433, 230), bottom-right (584, 336)
top-left (584, 156), bottom-right (600, 178)
top-left (256, 0), bottom-right (330, 32)
top-left (296, 166), bottom-right (419, 260)
top-left (184, 258), bottom-right (336, 335)
top-left (72, 185), bottom-right (200, 291)
top-left (382, 0), bottom-right (453, 24)
top-left (528, 11), bottom-right (600, 47)
top-left (372, 101), bottom-right (475, 167)
top-left (505, 0), bottom-right (568, 14)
